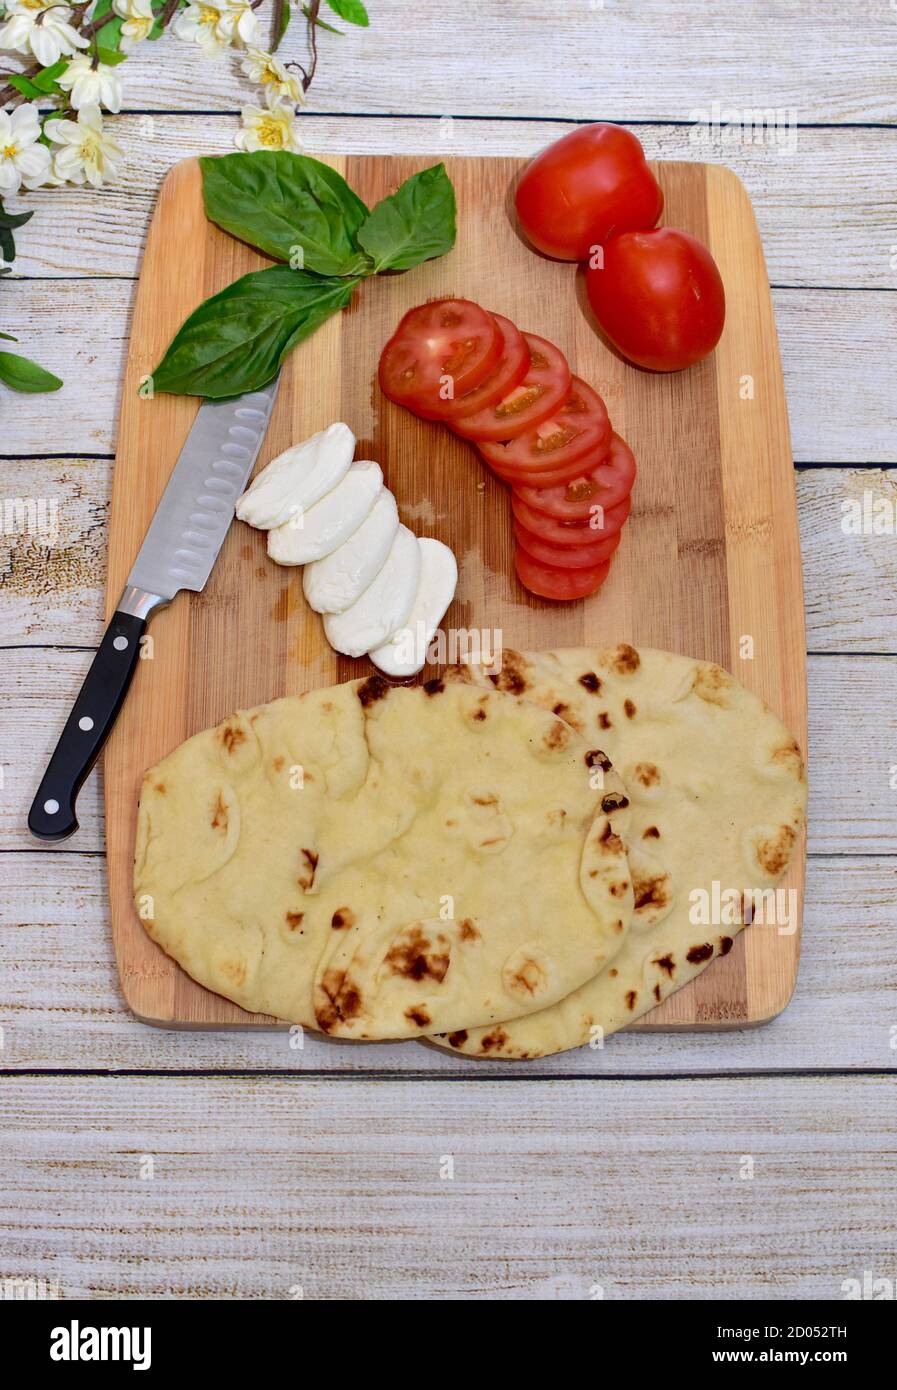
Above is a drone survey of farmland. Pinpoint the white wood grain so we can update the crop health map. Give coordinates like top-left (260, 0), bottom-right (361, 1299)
top-left (3, 650), bottom-right (893, 854)
top-left (11, 118), bottom-right (894, 288)
top-left (0, 852), bottom-right (893, 1074)
top-left (2, 1073), bottom-right (895, 1298)
top-left (5, 461), bottom-right (896, 651)
top-left (1, 280), bottom-right (893, 461)
top-left (801, 468), bottom-right (897, 652)
top-left (30, 0), bottom-right (897, 123)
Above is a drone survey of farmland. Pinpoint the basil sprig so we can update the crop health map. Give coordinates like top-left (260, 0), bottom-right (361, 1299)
top-left (200, 152), bottom-right (372, 277)
top-left (153, 154), bottom-right (457, 399)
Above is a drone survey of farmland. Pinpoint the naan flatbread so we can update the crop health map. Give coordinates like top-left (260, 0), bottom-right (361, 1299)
top-left (134, 673), bottom-right (634, 1039)
top-left (428, 645), bottom-right (807, 1059)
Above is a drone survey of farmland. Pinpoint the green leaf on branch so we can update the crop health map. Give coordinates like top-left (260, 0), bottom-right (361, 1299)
top-left (95, 46), bottom-right (128, 66)
top-left (151, 265), bottom-right (358, 398)
top-left (303, 2), bottom-right (342, 32)
top-left (273, 0), bottom-right (292, 49)
top-left (89, 0), bottom-right (126, 50)
top-left (0, 198), bottom-right (33, 264)
top-left (356, 163), bottom-right (456, 273)
top-left (326, 0), bottom-right (369, 25)
top-left (0, 331), bottom-right (18, 342)
top-left (0, 351), bottom-right (63, 393)
top-left (200, 152), bottom-right (373, 277)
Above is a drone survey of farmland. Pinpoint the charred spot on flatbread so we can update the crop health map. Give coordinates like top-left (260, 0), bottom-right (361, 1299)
top-left (357, 673), bottom-right (390, 708)
top-left (601, 793), bottom-right (629, 813)
top-left (719, 935), bottom-right (734, 955)
top-left (211, 792), bottom-right (228, 833)
top-left (655, 953), bottom-right (675, 976)
top-left (686, 942), bottom-right (714, 964)
top-left (423, 677), bottom-right (445, 696)
top-left (643, 825), bottom-right (660, 839)
top-left (624, 699), bottom-right (637, 719)
top-left (219, 721), bottom-right (246, 754)
top-left (489, 649), bottom-right (529, 696)
top-left (331, 908), bottom-right (355, 930)
top-left (405, 1005), bottom-right (431, 1027)
top-left (479, 1027), bottom-right (509, 1053)
top-left (585, 749), bottom-right (612, 772)
top-left (755, 824), bottom-right (797, 877)
top-left (692, 663), bottom-right (733, 707)
top-left (598, 712), bottom-right (612, 730)
top-left (459, 918), bottom-right (480, 941)
top-left (316, 968), bottom-right (363, 1032)
top-left (578, 672), bottom-right (602, 693)
top-left (384, 924), bottom-right (450, 983)
top-left (298, 848), bottom-right (319, 891)
top-left (285, 910), bottom-right (304, 931)
top-left (609, 643), bottom-right (640, 675)
top-left (446, 1030), bottom-right (468, 1048)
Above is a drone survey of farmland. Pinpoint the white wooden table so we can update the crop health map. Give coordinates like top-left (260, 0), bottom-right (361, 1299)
top-left (2, 1), bottom-right (896, 1300)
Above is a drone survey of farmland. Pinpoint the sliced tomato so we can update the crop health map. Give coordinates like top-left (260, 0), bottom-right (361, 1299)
top-left (451, 333), bottom-right (571, 442)
top-left (515, 547), bottom-right (612, 600)
top-left (379, 299), bottom-right (502, 418)
top-left (515, 521), bottom-right (621, 569)
top-left (441, 313), bottom-right (530, 421)
top-left (478, 377), bottom-right (611, 480)
top-left (512, 490), bottom-right (632, 545)
top-left (514, 433), bottom-right (637, 517)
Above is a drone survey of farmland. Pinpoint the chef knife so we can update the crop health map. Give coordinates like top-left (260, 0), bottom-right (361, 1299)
top-left (28, 378), bottom-right (280, 842)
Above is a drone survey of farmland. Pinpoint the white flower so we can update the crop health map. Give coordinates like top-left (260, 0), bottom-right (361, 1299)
top-left (241, 48), bottom-right (304, 105)
top-left (216, 0), bottom-right (262, 48)
top-left (47, 103), bottom-right (123, 187)
top-left (0, 102), bottom-right (51, 194)
top-left (56, 54), bottom-right (123, 114)
top-left (112, 0), bottom-right (156, 53)
top-left (235, 89), bottom-right (303, 153)
top-left (172, 1), bottom-right (230, 57)
top-left (0, 0), bottom-right (90, 67)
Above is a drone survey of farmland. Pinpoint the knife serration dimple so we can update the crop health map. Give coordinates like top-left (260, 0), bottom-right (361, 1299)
top-left (126, 377), bottom-right (280, 601)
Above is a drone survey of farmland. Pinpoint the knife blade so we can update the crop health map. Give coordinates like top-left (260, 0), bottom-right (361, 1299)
top-left (28, 378), bottom-right (280, 842)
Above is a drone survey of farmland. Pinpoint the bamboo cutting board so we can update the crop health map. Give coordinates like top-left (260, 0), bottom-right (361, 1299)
top-left (104, 154), bottom-right (806, 1039)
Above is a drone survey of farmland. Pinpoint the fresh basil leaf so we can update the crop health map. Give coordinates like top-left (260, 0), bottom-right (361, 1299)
top-left (302, 2), bottom-right (342, 33)
top-left (0, 351), bottom-right (63, 393)
top-left (151, 265), bottom-right (357, 399)
top-left (200, 152), bottom-right (373, 277)
top-left (326, 0), bottom-right (369, 25)
top-left (356, 163), bottom-right (456, 273)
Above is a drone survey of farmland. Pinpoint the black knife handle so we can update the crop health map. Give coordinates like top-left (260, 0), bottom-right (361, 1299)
top-left (28, 610), bottom-right (147, 842)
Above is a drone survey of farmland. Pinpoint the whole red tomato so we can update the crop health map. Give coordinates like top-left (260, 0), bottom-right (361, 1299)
top-left (515, 123), bottom-right (663, 261)
top-left (586, 228), bottom-right (726, 371)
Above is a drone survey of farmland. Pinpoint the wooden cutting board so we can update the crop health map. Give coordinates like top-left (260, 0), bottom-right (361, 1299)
top-left (105, 154), bottom-right (806, 1038)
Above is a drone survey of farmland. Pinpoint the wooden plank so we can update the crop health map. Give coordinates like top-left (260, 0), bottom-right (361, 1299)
top-left (100, 155), bottom-right (804, 1032)
top-left (2, 278), bottom-right (892, 462)
top-left (0, 852), bottom-right (893, 1073)
top-left (12, 119), bottom-right (893, 288)
top-left (2, 1074), bottom-right (895, 1297)
top-left (800, 468), bottom-right (897, 652)
top-left (28, 0), bottom-right (896, 122)
top-left (4, 463), bottom-right (895, 652)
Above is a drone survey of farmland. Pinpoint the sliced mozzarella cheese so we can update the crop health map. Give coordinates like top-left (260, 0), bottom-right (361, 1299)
top-left (303, 490), bottom-right (399, 614)
top-left (236, 422), bottom-right (354, 530)
top-left (369, 538), bottom-right (458, 677)
top-left (266, 461), bottom-right (383, 566)
top-left (323, 525), bottom-right (422, 658)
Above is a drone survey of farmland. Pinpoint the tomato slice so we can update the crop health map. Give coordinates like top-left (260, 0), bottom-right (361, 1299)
top-left (440, 313), bottom-right (530, 421)
top-left (515, 547), bottom-right (612, 600)
top-left (514, 433), bottom-right (637, 517)
top-left (478, 377), bottom-right (611, 479)
top-left (451, 333), bottom-right (572, 441)
top-left (379, 299), bottom-right (502, 417)
top-left (512, 490), bottom-right (632, 545)
top-left (515, 521), bottom-right (621, 569)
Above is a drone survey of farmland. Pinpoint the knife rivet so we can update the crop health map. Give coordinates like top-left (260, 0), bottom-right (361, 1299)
top-left (43, 799), bottom-right (60, 815)
top-left (78, 716), bottom-right (94, 732)
top-left (113, 636), bottom-right (129, 651)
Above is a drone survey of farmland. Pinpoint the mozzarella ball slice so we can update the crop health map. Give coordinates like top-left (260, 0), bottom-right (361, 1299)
top-left (236, 422), bottom-right (355, 530)
top-left (303, 490), bottom-right (399, 614)
top-left (266, 461), bottom-right (383, 566)
top-left (369, 538), bottom-right (458, 677)
top-left (323, 525), bottom-right (422, 658)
